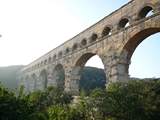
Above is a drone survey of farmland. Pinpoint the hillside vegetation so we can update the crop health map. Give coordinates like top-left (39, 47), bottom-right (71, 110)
top-left (0, 65), bottom-right (24, 90)
top-left (80, 67), bottom-right (106, 92)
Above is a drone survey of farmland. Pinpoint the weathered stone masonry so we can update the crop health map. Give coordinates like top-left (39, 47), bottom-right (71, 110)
top-left (20, 0), bottom-right (160, 95)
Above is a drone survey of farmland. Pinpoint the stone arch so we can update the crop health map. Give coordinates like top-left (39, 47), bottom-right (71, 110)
top-left (44, 59), bottom-right (47, 65)
top-left (39, 69), bottom-right (48, 89)
top-left (89, 33), bottom-right (98, 43)
top-left (70, 53), bottom-right (107, 94)
top-left (58, 51), bottom-right (62, 58)
top-left (81, 38), bottom-right (87, 46)
top-left (53, 54), bottom-right (57, 60)
top-left (118, 17), bottom-right (130, 28)
top-left (65, 47), bottom-right (70, 54)
top-left (52, 64), bottom-right (65, 89)
top-left (48, 57), bottom-right (52, 63)
top-left (120, 28), bottom-right (160, 79)
top-left (102, 26), bottom-right (111, 37)
top-left (138, 5), bottom-right (154, 19)
top-left (72, 43), bottom-right (78, 51)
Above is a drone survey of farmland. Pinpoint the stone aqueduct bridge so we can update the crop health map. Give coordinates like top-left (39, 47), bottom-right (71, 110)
top-left (20, 0), bottom-right (160, 94)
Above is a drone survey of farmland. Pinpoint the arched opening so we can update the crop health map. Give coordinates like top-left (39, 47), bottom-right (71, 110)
top-left (122, 28), bottom-right (160, 80)
top-left (48, 57), bottom-right (52, 63)
top-left (129, 32), bottom-right (160, 78)
top-left (90, 33), bottom-right (98, 43)
top-left (118, 18), bottom-right (130, 28)
top-left (58, 51), bottom-right (62, 58)
top-left (65, 47), bottom-right (70, 54)
top-left (72, 43), bottom-right (78, 51)
top-left (53, 54), bottom-right (56, 60)
top-left (138, 6), bottom-right (154, 19)
top-left (44, 59), bottom-right (47, 65)
top-left (53, 64), bottom-right (65, 89)
top-left (40, 69), bottom-right (48, 89)
top-left (74, 53), bottom-right (107, 93)
top-left (81, 39), bottom-right (87, 46)
top-left (102, 26), bottom-right (111, 37)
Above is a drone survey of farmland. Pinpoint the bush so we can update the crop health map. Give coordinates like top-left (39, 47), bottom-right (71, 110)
top-left (73, 80), bottom-right (160, 120)
top-left (28, 87), bottom-right (73, 111)
top-left (48, 104), bottom-right (86, 120)
top-left (0, 84), bottom-right (36, 120)
top-left (0, 80), bottom-right (160, 120)
top-left (0, 85), bottom-right (72, 120)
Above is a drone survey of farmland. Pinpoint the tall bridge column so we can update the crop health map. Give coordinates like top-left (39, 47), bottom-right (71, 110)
top-left (36, 75), bottom-right (43, 90)
top-left (47, 68), bottom-right (57, 87)
top-left (64, 66), bottom-right (80, 95)
top-left (106, 52), bottom-right (129, 83)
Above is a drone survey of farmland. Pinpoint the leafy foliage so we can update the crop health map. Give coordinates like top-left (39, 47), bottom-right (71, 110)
top-left (0, 85), bottom-right (72, 120)
top-left (0, 84), bottom-right (36, 120)
top-left (76, 80), bottom-right (160, 120)
top-left (0, 79), bottom-right (160, 120)
top-left (27, 87), bottom-right (73, 111)
top-left (80, 67), bottom-right (106, 92)
top-left (46, 80), bottom-right (160, 120)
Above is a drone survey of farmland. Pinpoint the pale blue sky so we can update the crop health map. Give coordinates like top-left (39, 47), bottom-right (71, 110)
top-left (63, 0), bottom-right (130, 27)
top-left (0, 0), bottom-right (159, 78)
top-left (129, 33), bottom-right (160, 78)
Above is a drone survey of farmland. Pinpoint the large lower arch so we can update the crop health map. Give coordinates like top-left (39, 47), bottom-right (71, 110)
top-left (70, 53), bottom-right (107, 95)
top-left (120, 27), bottom-right (160, 79)
top-left (129, 33), bottom-right (160, 78)
top-left (39, 69), bottom-right (48, 89)
top-left (52, 64), bottom-right (65, 89)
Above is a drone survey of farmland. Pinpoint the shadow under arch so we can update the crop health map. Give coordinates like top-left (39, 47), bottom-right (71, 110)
top-left (53, 64), bottom-right (65, 89)
top-left (75, 53), bottom-right (96, 67)
top-left (120, 27), bottom-right (160, 78)
top-left (72, 53), bottom-right (107, 94)
top-left (40, 69), bottom-right (48, 89)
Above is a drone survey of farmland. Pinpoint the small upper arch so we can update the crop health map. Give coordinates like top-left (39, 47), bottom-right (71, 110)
top-left (72, 43), bottom-right (78, 51)
top-left (44, 59), bottom-right (47, 65)
top-left (102, 26), bottom-right (112, 37)
top-left (118, 17), bottom-right (130, 29)
top-left (53, 54), bottom-right (57, 60)
top-left (65, 47), bottom-right (70, 54)
top-left (58, 51), bottom-right (63, 58)
top-left (138, 5), bottom-right (154, 19)
top-left (89, 33), bottom-right (98, 43)
top-left (81, 38), bottom-right (87, 46)
top-left (48, 57), bottom-right (52, 63)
